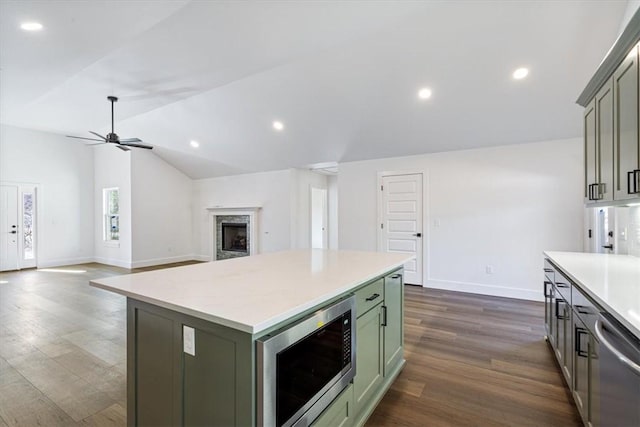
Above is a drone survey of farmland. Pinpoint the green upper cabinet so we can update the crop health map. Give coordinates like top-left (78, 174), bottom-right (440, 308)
top-left (383, 272), bottom-right (403, 375)
top-left (595, 79), bottom-right (615, 203)
top-left (584, 43), bottom-right (640, 204)
top-left (613, 45), bottom-right (640, 200)
top-left (584, 99), bottom-right (597, 203)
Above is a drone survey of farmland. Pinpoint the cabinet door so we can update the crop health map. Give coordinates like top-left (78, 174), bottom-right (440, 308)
top-left (555, 294), bottom-right (567, 364)
top-left (383, 272), bottom-right (403, 375)
top-left (353, 304), bottom-right (383, 418)
top-left (585, 98), bottom-right (597, 202)
top-left (548, 286), bottom-right (557, 348)
top-left (613, 45), bottom-right (640, 200)
top-left (562, 306), bottom-right (573, 387)
top-left (596, 80), bottom-right (615, 202)
top-left (573, 315), bottom-right (589, 424)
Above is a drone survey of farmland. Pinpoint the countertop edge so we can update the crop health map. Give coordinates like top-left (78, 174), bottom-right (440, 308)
top-left (543, 251), bottom-right (640, 339)
top-left (90, 257), bottom-right (408, 335)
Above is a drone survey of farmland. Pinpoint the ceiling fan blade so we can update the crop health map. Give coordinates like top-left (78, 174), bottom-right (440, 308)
top-left (120, 142), bottom-right (153, 150)
top-left (119, 137), bottom-right (142, 143)
top-left (66, 135), bottom-right (105, 142)
top-left (89, 131), bottom-right (107, 140)
top-left (116, 145), bottom-right (131, 152)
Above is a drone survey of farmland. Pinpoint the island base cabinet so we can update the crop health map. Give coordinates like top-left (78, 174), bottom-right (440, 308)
top-left (353, 303), bottom-right (384, 419)
top-left (127, 299), bottom-right (254, 427)
top-left (311, 384), bottom-right (354, 427)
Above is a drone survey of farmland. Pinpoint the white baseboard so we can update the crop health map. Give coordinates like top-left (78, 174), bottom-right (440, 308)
top-left (130, 254), bottom-right (201, 269)
top-left (93, 257), bottom-right (132, 269)
top-left (37, 257), bottom-right (96, 268)
top-left (425, 279), bottom-right (543, 302)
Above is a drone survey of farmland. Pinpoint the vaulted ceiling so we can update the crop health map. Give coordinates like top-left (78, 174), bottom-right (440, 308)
top-left (0, 1), bottom-right (630, 178)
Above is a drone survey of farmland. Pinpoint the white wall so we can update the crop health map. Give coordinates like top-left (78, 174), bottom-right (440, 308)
top-left (338, 138), bottom-right (584, 301)
top-left (131, 150), bottom-right (193, 267)
top-left (192, 169), bottom-right (292, 258)
top-left (0, 125), bottom-right (94, 267)
top-left (290, 169), bottom-right (328, 249)
top-left (327, 175), bottom-right (339, 249)
top-left (93, 145), bottom-right (132, 267)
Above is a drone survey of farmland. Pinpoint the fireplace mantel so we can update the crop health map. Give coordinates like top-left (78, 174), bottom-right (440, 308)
top-left (207, 206), bottom-right (261, 261)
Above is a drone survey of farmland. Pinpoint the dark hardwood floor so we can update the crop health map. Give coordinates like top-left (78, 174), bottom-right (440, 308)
top-left (367, 285), bottom-right (581, 427)
top-left (0, 265), bottom-right (581, 426)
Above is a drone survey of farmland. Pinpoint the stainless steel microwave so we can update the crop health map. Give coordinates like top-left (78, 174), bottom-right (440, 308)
top-left (256, 296), bottom-right (356, 427)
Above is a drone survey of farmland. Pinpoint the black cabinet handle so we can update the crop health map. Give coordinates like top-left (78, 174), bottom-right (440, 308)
top-left (556, 281), bottom-right (570, 288)
top-left (574, 326), bottom-right (589, 358)
top-left (390, 274), bottom-right (401, 279)
top-left (366, 293), bottom-right (380, 302)
top-left (574, 304), bottom-right (591, 315)
top-left (543, 281), bottom-right (553, 298)
top-left (630, 170), bottom-right (640, 195)
top-left (381, 305), bottom-right (388, 327)
top-left (555, 299), bottom-right (568, 320)
top-left (543, 268), bottom-right (553, 273)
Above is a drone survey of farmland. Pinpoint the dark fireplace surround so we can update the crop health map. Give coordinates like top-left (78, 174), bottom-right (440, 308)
top-left (216, 215), bottom-right (250, 260)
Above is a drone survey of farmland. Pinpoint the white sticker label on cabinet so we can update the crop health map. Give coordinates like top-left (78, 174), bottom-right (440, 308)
top-left (183, 325), bottom-right (195, 356)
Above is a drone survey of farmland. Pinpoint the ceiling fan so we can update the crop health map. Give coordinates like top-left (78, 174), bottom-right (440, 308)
top-left (67, 96), bottom-right (153, 151)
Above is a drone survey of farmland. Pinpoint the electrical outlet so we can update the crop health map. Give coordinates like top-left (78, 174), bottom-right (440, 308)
top-left (434, 219), bottom-right (441, 228)
top-left (183, 325), bottom-right (195, 356)
top-left (486, 265), bottom-right (494, 274)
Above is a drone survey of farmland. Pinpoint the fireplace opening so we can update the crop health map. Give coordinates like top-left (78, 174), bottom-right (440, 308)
top-left (221, 223), bottom-right (248, 253)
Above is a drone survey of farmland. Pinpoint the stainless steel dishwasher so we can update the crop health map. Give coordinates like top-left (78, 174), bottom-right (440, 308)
top-left (595, 314), bottom-right (640, 427)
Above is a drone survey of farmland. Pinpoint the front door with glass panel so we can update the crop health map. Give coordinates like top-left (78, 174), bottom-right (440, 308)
top-left (0, 184), bottom-right (37, 271)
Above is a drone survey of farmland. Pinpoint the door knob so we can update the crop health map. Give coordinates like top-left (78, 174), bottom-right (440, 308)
top-left (413, 233), bottom-right (422, 237)
top-left (602, 244), bottom-right (613, 250)
top-left (10, 231), bottom-right (17, 234)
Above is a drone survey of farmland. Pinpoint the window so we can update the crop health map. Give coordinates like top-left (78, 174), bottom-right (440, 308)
top-left (103, 188), bottom-right (119, 242)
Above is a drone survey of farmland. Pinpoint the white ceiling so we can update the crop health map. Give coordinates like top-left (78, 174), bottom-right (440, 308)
top-left (0, 1), bottom-right (630, 179)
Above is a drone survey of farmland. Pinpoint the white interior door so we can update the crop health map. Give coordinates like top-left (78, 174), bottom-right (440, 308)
top-left (379, 174), bottom-right (423, 285)
top-left (311, 187), bottom-right (328, 249)
top-left (1, 185), bottom-right (19, 271)
top-left (0, 184), bottom-right (37, 271)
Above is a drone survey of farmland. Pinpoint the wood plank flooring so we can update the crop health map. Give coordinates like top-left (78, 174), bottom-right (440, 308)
top-left (367, 285), bottom-right (581, 427)
top-left (0, 265), bottom-right (581, 426)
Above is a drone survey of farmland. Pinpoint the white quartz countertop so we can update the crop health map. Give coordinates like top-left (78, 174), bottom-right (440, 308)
top-left (544, 251), bottom-right (640, 338)
top-left (90, 249), bottom-right (412, 335)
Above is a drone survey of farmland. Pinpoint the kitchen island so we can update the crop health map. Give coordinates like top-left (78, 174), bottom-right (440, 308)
top-left (91, 249), bottom-right (413, 427)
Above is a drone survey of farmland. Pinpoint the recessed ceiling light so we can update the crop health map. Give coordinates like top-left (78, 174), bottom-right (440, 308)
top-left (190, 140), bottom-right (200, 148)
top-left (273, 121), bottom-right (284, 131)
top-left (513, 67), bottom-right (529, 80)
top-left (20, 22), bottom-right (43, 31)
top-left (417, 88), bottom-right (432, 100)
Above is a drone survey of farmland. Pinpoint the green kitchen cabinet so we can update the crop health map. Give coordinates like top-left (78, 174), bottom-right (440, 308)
top-left (613, 44), bottom-right (639, 200)
top-left (353, 302), bottom-right (384, 419)
top-left (383, 272), bottom-right (403, 375)
top-left (126, 267), bottom-right (405, 427)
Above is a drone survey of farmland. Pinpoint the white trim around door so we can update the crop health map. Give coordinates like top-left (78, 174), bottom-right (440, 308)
top-left (377, 171), bottom-right (426, 286)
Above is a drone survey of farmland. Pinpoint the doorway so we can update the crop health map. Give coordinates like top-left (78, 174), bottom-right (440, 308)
top-left (311, 187), bottom-right (328, 249)
top-left (378, 173), bottom-right (423, 285)
top-left (0, 183), bottom-right (37, 271)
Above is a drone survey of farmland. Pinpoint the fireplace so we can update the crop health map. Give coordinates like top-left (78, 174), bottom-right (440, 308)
top-left (208, 206), bottom-right (260, 261)
top-left (221, 223), bottom-right (247, 253)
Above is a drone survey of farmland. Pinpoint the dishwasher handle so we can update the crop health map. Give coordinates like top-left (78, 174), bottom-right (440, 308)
top-left (595, 319), bottom-right (640, 376)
